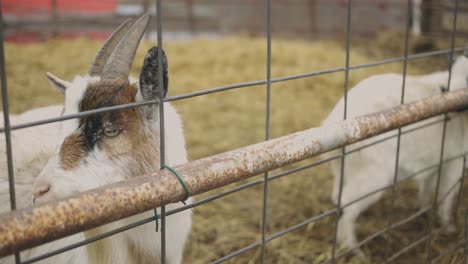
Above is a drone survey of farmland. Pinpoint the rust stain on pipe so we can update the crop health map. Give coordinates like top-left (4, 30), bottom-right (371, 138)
top-left (0, 88), bottom-right (467, 257)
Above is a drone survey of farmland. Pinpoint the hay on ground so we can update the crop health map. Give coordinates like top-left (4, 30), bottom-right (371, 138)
top-left (3, 35), bottom-right (467, 263)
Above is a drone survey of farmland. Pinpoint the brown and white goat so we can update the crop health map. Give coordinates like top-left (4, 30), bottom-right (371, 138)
top-left (8, 14), bottom-right (192, 264)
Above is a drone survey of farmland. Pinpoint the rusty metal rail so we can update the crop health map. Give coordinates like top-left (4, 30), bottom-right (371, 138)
top-left (0, 88), bottom-right (467, 257)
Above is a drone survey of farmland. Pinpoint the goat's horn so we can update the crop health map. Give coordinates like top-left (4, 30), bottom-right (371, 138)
top-left (101, 14), bottom-right (151, 83)
top-left (88, 18), bottom-right (135, 76)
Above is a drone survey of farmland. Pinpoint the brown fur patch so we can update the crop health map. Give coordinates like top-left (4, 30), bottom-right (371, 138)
top-left (80, 80), bottom-right (129, 112)
top-left (59, 133), bottom-right (88, 170)
top-left (97, 82), bottom-right (161, 177)
top-left (58, 81), bottom-right (160, 175)
top-left (98, 86), bottom-right (160, 177)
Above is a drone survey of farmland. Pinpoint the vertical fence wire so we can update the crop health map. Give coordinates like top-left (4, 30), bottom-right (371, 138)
top-left (428, 0), bottom-right (459, 262)
top-left (156, 1), bottom-right (167, 263)
top-left (330, 0), bottom-right (352, 261)
top-left (0, 0), bottom-right (17, 216)
top-left (465, 207), bottom-right (467, 263)
top-left (260, 0), bottom-right (272, 263)
top-left (455, 156), bottom-right (467, 234)
top-left (460, 157), bottom-right (467, 263)
top-left (383, 1), bottom-right (412, 262)
top-left (461, 155), bottom-right (468, 264)
top-left (0, 1), bottom-right (21, 263)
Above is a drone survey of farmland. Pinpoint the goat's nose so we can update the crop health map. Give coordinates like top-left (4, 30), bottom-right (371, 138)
top-left (33, 185), bottom-right (51, 203)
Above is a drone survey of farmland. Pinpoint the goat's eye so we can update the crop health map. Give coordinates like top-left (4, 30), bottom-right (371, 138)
top-left (104, 126), bottom-right (121, 137)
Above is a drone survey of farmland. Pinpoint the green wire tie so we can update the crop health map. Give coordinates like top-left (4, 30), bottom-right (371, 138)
top-left (154, 164), bottom-right (192, 232)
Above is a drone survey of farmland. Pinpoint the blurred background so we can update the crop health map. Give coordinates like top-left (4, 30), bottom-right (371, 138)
top-left (2, 1), bottom-right (468, 263)
top-left (3, 0), bottom-right (468, 41)
top-left (2, 0), bottom-right (468, 41)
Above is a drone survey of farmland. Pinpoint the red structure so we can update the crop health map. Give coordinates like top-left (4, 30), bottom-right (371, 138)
top-left (3, 0), bottom-right (118, 42)
top-left (2, 0), bottom-right (117, 17)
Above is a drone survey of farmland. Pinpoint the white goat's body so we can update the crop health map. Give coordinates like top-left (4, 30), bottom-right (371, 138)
top-left (0, 102), bottom-right (191, 264)
top-left (322, 57), bottom-right (468, 252)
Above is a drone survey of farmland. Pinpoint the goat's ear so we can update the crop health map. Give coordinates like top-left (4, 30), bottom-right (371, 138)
top-left (139, 46), bottom-right (168, 102)
top-left (45, 72), bottom-right (70, 95)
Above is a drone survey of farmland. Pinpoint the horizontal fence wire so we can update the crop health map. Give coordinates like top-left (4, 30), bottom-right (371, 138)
top-left (8, 76), bottom-right (468, 259)
top-left (388, 235), bottom-right (429, 262)
top-left (212, 154), bottom-right (468, 264)
top-left (0, 47), bottom-right (465, 134)
top-left (9, 110), bottom-right (456, 263)
top-left (17, 113), bottom-right (468, 263)
top-left (20, 149), bottom-right (467, 263)
top-left (8, 65), bottom-right (468, 262)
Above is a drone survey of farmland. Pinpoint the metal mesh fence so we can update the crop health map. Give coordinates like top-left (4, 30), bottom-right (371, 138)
top-left (0, 0), bottom-right (467, 263)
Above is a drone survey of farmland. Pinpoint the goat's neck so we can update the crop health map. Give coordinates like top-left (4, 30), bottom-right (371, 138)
top-left (83, 120), bottom-right (169, 263)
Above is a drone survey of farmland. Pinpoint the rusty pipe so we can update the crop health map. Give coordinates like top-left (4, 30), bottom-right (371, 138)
top-left (0, 88), bottom-right (467, 257)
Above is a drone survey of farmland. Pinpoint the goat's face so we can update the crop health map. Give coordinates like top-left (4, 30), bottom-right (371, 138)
top-left (32, 14), bottom-right (168, 203)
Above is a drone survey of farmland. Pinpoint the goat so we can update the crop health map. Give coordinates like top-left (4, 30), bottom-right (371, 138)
top-left (0, 14), bottom-right (191, 264)
top-left (322, 55), bottom-right (468, 254)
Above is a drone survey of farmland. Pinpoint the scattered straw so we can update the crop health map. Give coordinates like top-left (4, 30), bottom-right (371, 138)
top-left (3, 34), bottom-right (466, 263)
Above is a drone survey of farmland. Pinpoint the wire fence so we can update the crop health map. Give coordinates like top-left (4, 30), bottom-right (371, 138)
top-left (0, 0), bottom-right (467, 263)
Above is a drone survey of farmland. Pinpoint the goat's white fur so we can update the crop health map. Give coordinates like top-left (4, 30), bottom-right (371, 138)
top-left (322, 56), bottom-right (468, 253)
top-left (1, 75), bottom-right (191, 263)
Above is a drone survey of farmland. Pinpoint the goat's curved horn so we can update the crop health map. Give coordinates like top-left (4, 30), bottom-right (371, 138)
top-left (88, 18), bottom-right (135, 76)
top-left (101, 14), bottom-right (151, 83)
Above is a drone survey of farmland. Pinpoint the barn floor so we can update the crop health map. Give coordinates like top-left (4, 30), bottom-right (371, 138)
top-left (3, 32), bottom-right (468, 263)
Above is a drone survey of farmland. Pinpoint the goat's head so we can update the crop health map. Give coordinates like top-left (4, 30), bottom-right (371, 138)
top-left (33, 14), bottom-right (169, 203)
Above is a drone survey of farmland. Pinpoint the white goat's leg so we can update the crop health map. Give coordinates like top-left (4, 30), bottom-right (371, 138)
top-left (417, 171), bottom-right (436, 210)
top-left (437, 160), bottom-right (463, 233)
top-left (337, 180), bottom-right (386, 256)
top-left (337, 206), bottom-right (360, 252)
top-left (331, 161), bottom-right (343, 205)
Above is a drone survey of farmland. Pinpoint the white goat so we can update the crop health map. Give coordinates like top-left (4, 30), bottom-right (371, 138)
top-left (322, 55), bottom-right (468, 253)
top-left (1, 14), bottom-right (191, 264)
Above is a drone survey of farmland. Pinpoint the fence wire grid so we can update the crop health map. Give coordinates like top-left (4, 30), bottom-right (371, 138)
top-left (1, 0), bottom-right (468, 264)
